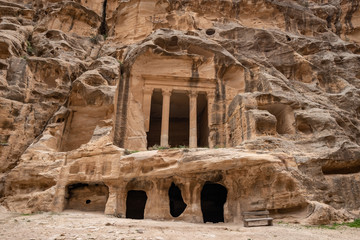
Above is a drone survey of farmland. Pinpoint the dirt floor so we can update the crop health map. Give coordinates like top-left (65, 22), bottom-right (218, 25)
top-left (0, 209), bottom-right (359, 240)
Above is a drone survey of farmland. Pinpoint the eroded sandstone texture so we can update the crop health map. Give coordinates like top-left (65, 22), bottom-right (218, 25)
top-left (1, 0), bottom-right (360, 225)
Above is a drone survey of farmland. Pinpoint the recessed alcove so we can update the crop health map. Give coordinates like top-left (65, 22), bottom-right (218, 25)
top-left (169, 92), bottom-right (190, 147)
top-left (197, 93), bottom-right (208, 147)
top-left (206, 28), bottom-right (216, 36)
top-left (147, 90), bottom-right (163, 148)
top-left (60, 108), bottom-right (109, 151)
top-left (126, 190), bottom-right (148, 219)
top-left (201, 182), bottom-right (227, 223)
top-left (259, 104), bottom-right (295, 134)
top-left (147, 90), bottom-right (209, 148)
top-left (65, 183), bottom-right (109, 212)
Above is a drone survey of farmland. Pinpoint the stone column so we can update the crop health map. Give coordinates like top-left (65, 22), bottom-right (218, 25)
top-left (143, 87), bottom-right (153, 132)
top-left (207, 92), bottom-right (215, 148)
top-left (189, 91), bottom-right (198, 148)
top-left (160, 89), bottom-right (172, 147)
top-left (104, 185), bottom-right (118, 215)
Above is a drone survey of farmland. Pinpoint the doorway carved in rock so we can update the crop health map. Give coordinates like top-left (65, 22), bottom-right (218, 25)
top-left (201, 182), bottom-right (227, 223)
top-left (126, 190), bottom-right (148, 219)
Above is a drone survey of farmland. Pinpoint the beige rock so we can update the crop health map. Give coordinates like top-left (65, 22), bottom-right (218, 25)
top-left (35, 2), bottom-right (101, 37)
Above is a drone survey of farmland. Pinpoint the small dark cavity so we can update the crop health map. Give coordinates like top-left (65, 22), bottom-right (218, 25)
top-left (206, 29), bottom-right (216, 36)
top-left (168, 36), bottom-right (178, 47)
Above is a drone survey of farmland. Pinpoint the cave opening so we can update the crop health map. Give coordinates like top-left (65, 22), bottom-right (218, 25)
top-left (168, 182), bottom-right (187, 217)
top-left (65, 183), bottom-right (109, 212)
top-left (201, 182), bottom-right (227, 223)
top-left (206, 28), bottom-right (216, 35)
top-left (126, 190), bottom-right (147, 219)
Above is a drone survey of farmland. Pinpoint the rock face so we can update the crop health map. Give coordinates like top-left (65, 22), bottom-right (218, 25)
top-left (1, 0), bottom-right (360, 225)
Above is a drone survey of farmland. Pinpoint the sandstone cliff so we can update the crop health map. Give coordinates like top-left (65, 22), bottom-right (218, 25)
top-left (0, 0), bottom-right (360, 225)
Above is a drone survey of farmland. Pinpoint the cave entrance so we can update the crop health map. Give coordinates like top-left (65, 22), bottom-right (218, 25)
top-left (126, 190), bottom-right (147, 219)
top-left (169, 92), bottom-right (189, 147)
top-left (147, 91), bottom-right (163, 148)
top-left (201, 182), bottom-right (227, 223)
top-left (65, 183), bottom-right (109, 212)
top-left (168, 182), bottom-right (187, 217)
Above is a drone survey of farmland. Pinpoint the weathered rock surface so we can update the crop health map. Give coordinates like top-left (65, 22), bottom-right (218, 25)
top-left (0, 0), bottom-right (360, 225)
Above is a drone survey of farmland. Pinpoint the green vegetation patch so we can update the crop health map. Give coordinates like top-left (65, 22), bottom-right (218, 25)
top-left (346, 218), bottom-right (360, 228)
top-left (316, 219), bottom-right (360, 230)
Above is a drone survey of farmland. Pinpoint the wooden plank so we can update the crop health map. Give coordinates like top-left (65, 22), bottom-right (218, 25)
top-left (242, 211), bottom-right (269, 216)
top-left (244, 218), bottom-right (273, 222)
top-left (242, 210), bottom-right (273, 227)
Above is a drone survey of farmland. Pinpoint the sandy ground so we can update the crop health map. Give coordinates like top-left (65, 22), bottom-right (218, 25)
top-left (0, 210), bottom-right (359, 240)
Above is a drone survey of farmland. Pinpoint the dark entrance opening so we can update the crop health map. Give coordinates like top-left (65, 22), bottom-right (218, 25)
top-left (169, 92), bottom-right (189, 147)
top-left (206, 28), bottom-right (216, 36)
top-left (147, 90), bottom-right (209, 148)
top-left (147, 91), bottom-right (163, 148)
top-left (201, 182), bottom-right (227, 223)
top-left (126, 190), bottom-right (147, 219)
top-left (65, 183), bottom-right (109, 212)
top-left (197, 93), bottom-right (208, 147)
top-left (168, 182), bottom-right (187, 217)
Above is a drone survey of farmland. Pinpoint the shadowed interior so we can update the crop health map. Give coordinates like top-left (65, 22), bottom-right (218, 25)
top-left (168, 182), bottom-right (187, 217)
top-left (201, 182), bottom-right (227, 223)
top-left (65, 183), bottom-right (109, 212)
top-left (259, 104), bottom-right (295, 134)
top-left (197, 93), bottom-right (208, 147)
top-left (147, 91), bottom-right (162, 148)
top-left (126, 190), bottom-right (148, 219)
top-left (169, 92), bottom-right (189, 147)
top-left (147, 91), bottom-right (209, 148)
